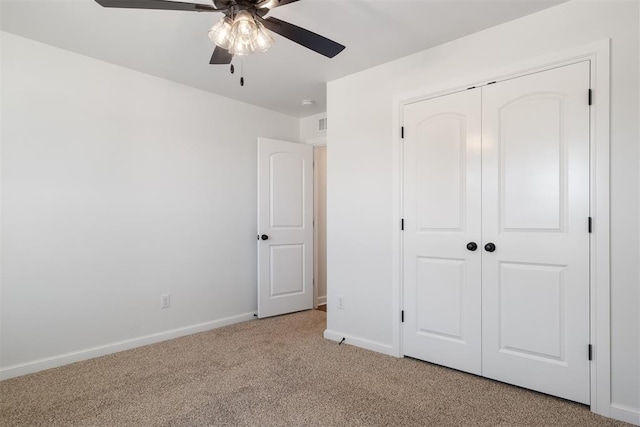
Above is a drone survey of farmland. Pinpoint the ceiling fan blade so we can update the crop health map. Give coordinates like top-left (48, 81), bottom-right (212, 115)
top-left (256, 0), bottom-right (299, 9)
top-left (260, 16), bottom-right (345, 58)
top-left (210, 46), bottom-right (233, 64)
top-left (94, 0), bottom-right (220, 12)
top-left (276, 0), bottom-right (300, 6)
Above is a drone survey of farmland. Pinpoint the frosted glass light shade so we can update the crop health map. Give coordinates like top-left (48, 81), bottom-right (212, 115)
top-left (253, 21), bottom-right (274, 53)
top-left (229, 10), bottom-right (258, 56)
top-left (208, 16), bottom-right (233, 49)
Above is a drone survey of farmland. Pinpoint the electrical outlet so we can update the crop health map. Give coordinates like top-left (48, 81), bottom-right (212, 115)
top-left (337, 295), bottom-right (344, 310)
top-left (161, 294), bottom-right (170, 309)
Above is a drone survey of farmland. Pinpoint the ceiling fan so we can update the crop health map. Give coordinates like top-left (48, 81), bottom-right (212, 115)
top-left (94, 0), bottom-right (346, 65)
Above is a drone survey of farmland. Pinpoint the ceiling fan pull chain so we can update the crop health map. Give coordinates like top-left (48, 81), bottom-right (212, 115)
top-left (230, 63), bottom-right (234, 74)
top-left (240, 58), bottom-right (245, 87)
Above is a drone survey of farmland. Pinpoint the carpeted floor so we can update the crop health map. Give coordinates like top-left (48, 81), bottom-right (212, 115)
top-left (0, 310), bottom-right (631, 426)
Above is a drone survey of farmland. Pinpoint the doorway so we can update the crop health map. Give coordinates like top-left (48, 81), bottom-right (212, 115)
top-left (401, 62), bottom-right (591, 404)
top-left (256, 138), bottom-right (327, 317)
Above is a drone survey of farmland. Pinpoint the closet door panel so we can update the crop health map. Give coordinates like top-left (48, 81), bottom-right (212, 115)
top-left (501, 96), bottom-right (563, 231)
top-left (481, 61), bottom-right (591, 404)
top-left (402, 89), bottom-right (482, 375)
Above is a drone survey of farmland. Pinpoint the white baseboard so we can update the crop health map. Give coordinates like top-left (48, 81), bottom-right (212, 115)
top-left (324, 329), bottom-right (396, 357)
top-left (0, 312), bottom-right (256, 380)
top-left (611, 404), bottom-right (640, 425)
top-left (316, 296), bottom-right (327, 306)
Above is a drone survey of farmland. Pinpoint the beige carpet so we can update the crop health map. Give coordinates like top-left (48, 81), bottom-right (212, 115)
top-left (0, 310), bottom-right (631, 426)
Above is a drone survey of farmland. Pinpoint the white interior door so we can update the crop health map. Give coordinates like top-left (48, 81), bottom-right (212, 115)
top-left (402, 89), bottom-right (483, 374)
top-left (257, 137), bottom-right (313, 318)
top-left (481, 61), bottom-right (591, 404)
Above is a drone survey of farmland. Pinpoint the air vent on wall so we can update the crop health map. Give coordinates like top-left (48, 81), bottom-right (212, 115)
top-left (318, 117), bottom-right (327, 131)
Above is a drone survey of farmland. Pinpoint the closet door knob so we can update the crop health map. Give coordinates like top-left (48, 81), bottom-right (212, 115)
top-left (484, 242), bottom-right (496, 252)
top-left (261, 234), bottom-right (269, 240)
top-left (466, 242), bottom-right (478, 251)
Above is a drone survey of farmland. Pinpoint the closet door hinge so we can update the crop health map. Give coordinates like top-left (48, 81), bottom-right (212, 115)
top-left (401, 126), bottom-right (404, 139)
top-left (401, 310), bottom-right (405, 323)
top-left (588, 217), bottom-right (592, 233)
top-left (588, 344), bottom-right (593, 361)
top-left (401, 218), bottom-right (404, 231)
top-left (588, 89), bottom-right (592, 106)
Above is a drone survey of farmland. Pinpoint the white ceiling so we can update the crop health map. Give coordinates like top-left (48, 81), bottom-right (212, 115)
top-left (1, 0), bottom-right (567, 117)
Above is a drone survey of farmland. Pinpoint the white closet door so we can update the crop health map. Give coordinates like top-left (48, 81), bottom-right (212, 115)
top-left (402, 89), bottom-right (482, 374)
top-left (481, 61), bottom-right (591, 404)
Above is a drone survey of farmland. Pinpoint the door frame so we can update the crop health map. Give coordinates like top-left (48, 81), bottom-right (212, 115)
top-left (304, 136), bottom-right (327, 309)
top-left (313, 143), bottom-right (328, 309)
top-left (391, 40), bottom-right (611, 417)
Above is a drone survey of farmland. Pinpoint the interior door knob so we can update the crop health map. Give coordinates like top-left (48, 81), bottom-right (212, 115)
top-left (484, 242), bottom-right (496, 252)
top-left (261, 234), bottom-right (269, 240)
top-left (466, 242), bottom-right (478, 251)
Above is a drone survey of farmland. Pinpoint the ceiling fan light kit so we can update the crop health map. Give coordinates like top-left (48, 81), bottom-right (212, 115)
top-left (211, 10), bottom-right (275, 56)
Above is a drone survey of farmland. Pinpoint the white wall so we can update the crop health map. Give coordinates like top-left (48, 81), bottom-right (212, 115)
top-left (326, 0), bottom-right (639, 422)
top-left (299, 112), bottom-right (327, 145)
top-left (0, 32), bottom-right (299, 377)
